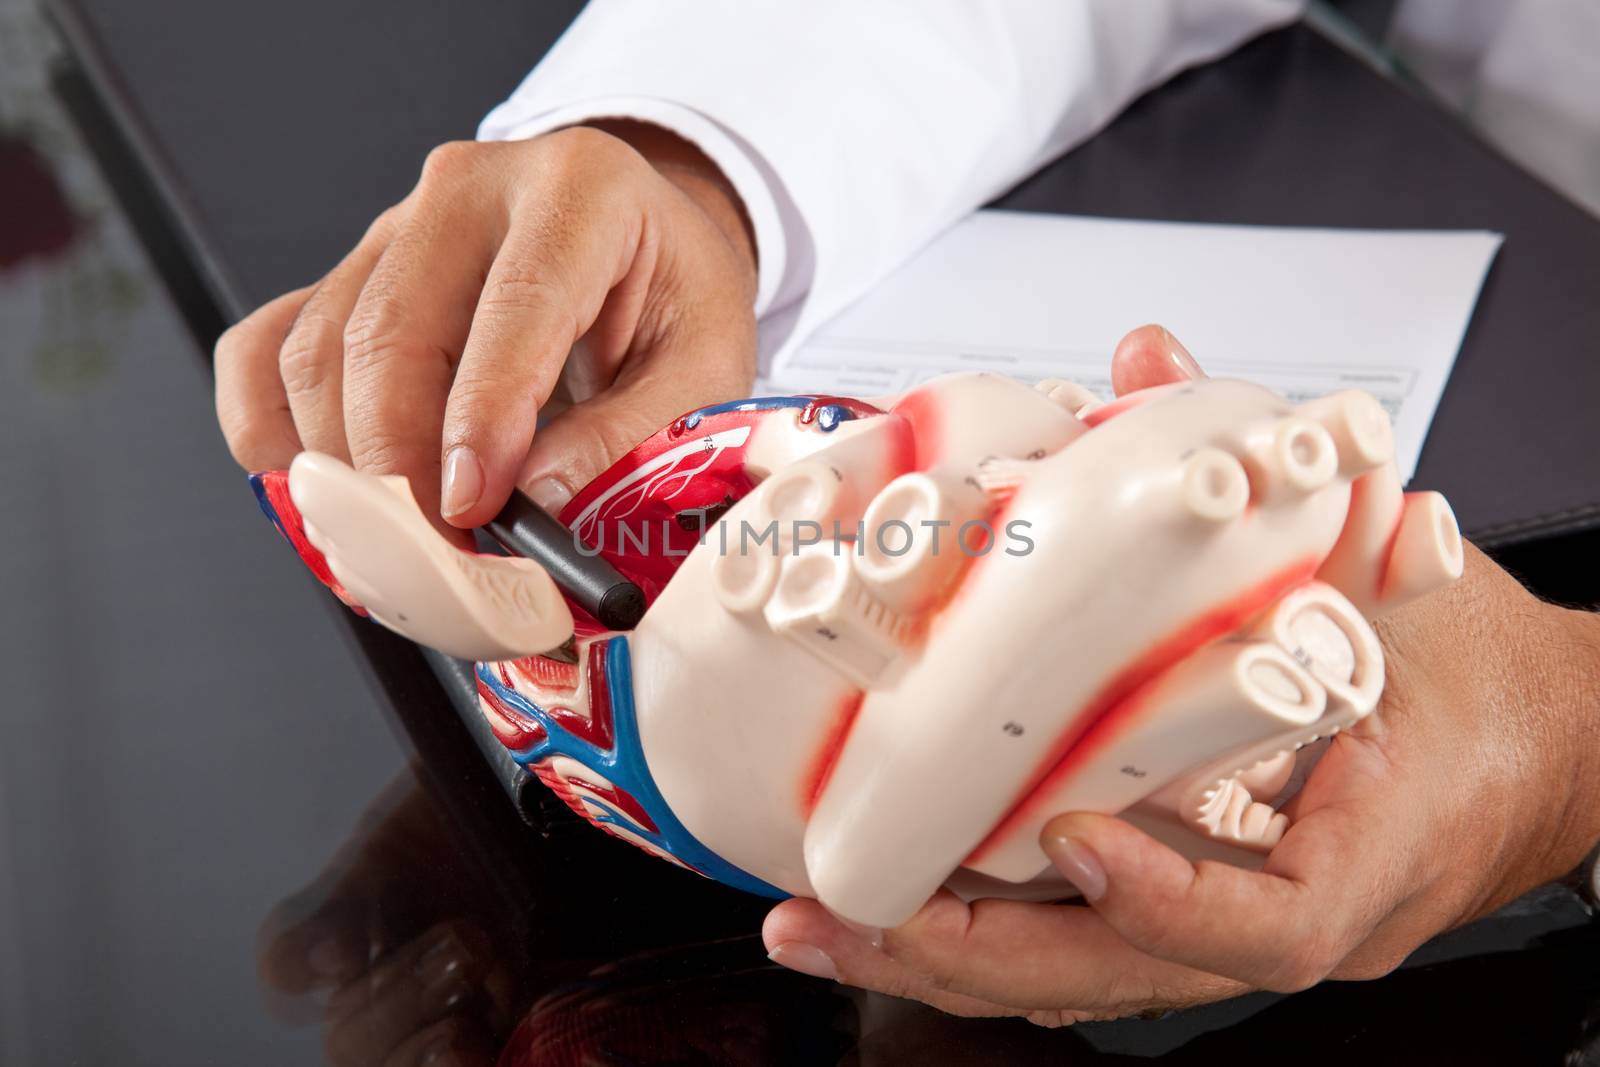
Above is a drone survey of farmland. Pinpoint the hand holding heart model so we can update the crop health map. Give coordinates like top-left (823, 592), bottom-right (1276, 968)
top-left (250, 368), bottom-right (1463, 928)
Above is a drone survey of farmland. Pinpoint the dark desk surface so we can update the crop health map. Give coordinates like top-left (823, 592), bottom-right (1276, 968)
top-left (14, 0), bottom-right (1599, 1062)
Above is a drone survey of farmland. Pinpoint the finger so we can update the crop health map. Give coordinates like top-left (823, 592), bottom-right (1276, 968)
top-left (511, 352), bottom-right (750, 515)
top-left (258, 890), bottom-right (372, 996)
top-left (1109, 324), bottom-right (1205, 397)
top-left (325, 920), bottom-right (495, 1067)
top-left (764, 898), bottom-right (1047, 1021)
top-left (437, 144), bottom-right (651, 527)
top-left (278, 210), bottom-right (402, 461)
top-left (257, 778), bottom-right (445, 997)
top-left (1039, 742), bottom-right (1414, 993)
top-left (215, 287), bottom-right (313, 470)
top-left (380, 1017), bottom-right (495, 1067)
top-left (1044, 813), bottom-right (1321, 991)
top-left (765, 892), bottom-right (1244, 1018)
top-left (343, 163), bottom-right (503, 537)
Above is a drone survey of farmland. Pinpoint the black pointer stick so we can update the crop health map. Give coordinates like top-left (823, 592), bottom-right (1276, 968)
top-left (484, 491), bottom-right (647, 631)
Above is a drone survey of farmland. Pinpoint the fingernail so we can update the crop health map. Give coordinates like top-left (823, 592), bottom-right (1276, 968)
top-left (527, 476), bottom-right (573, 514)
top-left (432, 984), bottom-right (472, 1016)
top-left (414, 932), bottom-right (469, 1000)
top-left (767, 941), bottom-right (837, 980)
top-left (441, 446), bottom-right (484, 518)
top-left (1162, 327), bottom-right (1204, 380)
top-left (1043, 833), bottom-right (1108, 902)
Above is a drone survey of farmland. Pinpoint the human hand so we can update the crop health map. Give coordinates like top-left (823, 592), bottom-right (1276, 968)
top-left (215, 122), bottom-right (758, 542)
top-left (257, 777), bottom-right (517, 1066)
top-left (762, 325), bottom-right (1600, 1025)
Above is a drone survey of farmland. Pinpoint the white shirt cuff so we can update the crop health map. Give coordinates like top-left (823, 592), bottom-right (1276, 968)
top-left (478, 94), bottom-right (797, 319)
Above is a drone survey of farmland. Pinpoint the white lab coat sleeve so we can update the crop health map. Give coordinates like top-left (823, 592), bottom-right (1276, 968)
top-left (479, 1), bottom-right (1303, 368)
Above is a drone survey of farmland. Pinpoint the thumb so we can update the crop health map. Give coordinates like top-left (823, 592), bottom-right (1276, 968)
top-left (515, 368), bottom-right (747, 517)
top-left (1039, 802), bottom-right (1389, 991)
top-left (1109, 324), bottom-right (1206, 397)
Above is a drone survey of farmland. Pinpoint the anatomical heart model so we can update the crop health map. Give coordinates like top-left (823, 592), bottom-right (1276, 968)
top-left (251, 371), bottom-right (1463, 928)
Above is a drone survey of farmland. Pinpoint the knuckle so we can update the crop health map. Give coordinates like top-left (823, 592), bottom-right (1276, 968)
top-left (214, 311), bottom-right (283, 373)
top-left (886, 896), bottom-right (973, 996)
top-left (868, 967), bottom-right (923, 1000)
top-left (341, 300), bottom-right (454, 385)
top-left (342, 295), bottom-right (408, 368)
top-left (442, 374), bottom-right (501, 431)
top-left (479, 261), bottom-right (547, 303)
top-left (538, 125), bottom-right (624, 167)
top-left (477, 267), bottom-right (569, 319)
top-left (215, 386), bottom-right (283, 471)
top-left (342, 321), bottom-right (451, 379)
top-left (1111, 892), bottom-right (1189, 961)
top-left (916, 961), bottom-right (959, 995)
top-left (277, 313), bottom-right (341, 396)
top-left (223, 420), bottom-right (282, 471)
top-left (213, 321), bottom-right (249, 366)
top-left (591, 432), bottom-right (634, 476)
top-left (347, 424), bottom-right (410, 475)
top-left (1102, 969), bottom-right (1163, 1011)
top-left (529, 127), bottom-right (638, 201)
top-left (419, 139), bottom-right (479, 184)
top-left (1266, 936), bottom-right (1341, 993)
top-left (586, 410), bottom-right (658, 472)
top-left (1331, 944), bottom-right (1407, 982)
top-left (364, 202), bottom-right (407, 241)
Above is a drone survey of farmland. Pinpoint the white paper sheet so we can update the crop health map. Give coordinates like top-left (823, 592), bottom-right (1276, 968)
top-left (761, 210), bottom-right (1502, 481)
